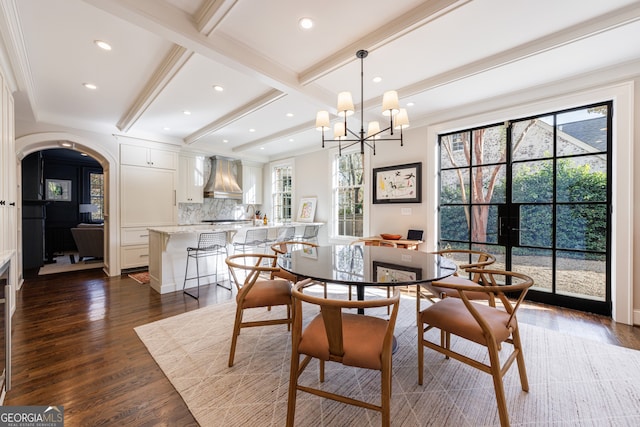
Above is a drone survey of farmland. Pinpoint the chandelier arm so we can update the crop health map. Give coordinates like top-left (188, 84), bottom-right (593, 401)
top-left (346, 127), bottom-right (360, 138)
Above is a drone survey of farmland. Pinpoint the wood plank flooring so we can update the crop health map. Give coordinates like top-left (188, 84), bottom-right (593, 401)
top-left (5, 269), bottom-right (640, 426)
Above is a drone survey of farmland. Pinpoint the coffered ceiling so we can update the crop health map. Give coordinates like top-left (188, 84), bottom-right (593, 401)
top-left (1, 0), bottom-right (639, 162)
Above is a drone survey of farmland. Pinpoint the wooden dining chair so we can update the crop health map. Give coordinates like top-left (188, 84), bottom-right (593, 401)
top-left (417, 269), bottom-right (534, 427)
top-left (424, 248), bottom-right (497, 303)
top-left (286, 279), bottom-right (400, 427)
top-left (269, 240), bottom-right (319, 283)
top-left (225, 253), bottom-right (293, 367)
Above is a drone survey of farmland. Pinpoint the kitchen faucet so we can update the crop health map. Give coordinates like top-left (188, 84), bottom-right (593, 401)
top-left (245, 204), bottom-right (255, 220)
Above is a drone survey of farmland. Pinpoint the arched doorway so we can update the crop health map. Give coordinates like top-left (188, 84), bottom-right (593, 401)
top-left (15, 132), bottom-right (119, 280)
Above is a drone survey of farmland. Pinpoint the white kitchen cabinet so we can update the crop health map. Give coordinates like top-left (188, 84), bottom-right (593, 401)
top-left (120, 161), bottom-right (177, 270)
top-left (120, 144), bottom-right (177, 170)
top-left (121, 166), bottom-right (176, 227)
top-left (242, 164), bottom-right (263, 205)
top-left (177, 155), bottom-right (205, 204)
top-left (121, 245), bottom-right (150, 269)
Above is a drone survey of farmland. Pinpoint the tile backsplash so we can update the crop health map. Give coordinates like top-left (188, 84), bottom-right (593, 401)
top-left (178, 199), bottom-right (260, 224)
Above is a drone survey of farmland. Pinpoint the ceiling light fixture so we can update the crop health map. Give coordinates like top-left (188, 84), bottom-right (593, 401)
top-left (213, 85), bottom-right (224, 92)
top-left (315, 50), bottom-right (409, 155)
top-left (83, 83), bottom-right (97, 90)
top-left (299, 17), bottom-right (313, 29)
top-left (183, 110), bottom-right (191, 115)
top-left (94, 40), bottom-right (112, 51)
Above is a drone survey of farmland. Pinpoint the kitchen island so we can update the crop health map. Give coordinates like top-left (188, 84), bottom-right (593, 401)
top-left (147, 222), bottom-right (323, 294)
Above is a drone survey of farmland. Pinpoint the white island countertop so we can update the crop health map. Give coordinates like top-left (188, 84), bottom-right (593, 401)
top-left (148, 221), bottom-right (323, 236)
top-left (146, 222), bottom-right (324, 294)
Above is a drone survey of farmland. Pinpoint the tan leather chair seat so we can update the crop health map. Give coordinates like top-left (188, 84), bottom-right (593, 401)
top-left (240, 278), bottom-right (291, 308)
top-left (299, 312), bottom-right (388, 370)
top-left (420, 297), bottom-right (512, 346)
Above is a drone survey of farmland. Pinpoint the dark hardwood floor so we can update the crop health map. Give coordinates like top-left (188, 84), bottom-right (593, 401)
top-left (5, 269), bottom-right (640, 426)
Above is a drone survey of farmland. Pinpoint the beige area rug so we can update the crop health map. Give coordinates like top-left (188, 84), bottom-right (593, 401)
top-left (135, 292), bottom-right (640, 426)
top-left (38, 253), bottom-right (104, 275)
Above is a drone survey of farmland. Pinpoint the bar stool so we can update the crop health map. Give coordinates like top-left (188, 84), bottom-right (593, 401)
top-left (232, 228), bottom-right (269, 254)
top-left (295, 225), bottom-right (319, 243)
top-left (267, 226), bottom-right (295, 247)
top-left (183, 231), bottom-right (230, 299)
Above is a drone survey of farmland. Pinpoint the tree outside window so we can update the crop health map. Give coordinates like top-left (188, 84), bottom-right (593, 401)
top-left (334, 152), bottom-right (364, 238)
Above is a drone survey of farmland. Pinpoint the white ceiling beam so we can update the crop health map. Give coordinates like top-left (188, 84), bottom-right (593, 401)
top-left (83, 0), bottom-right (305, 95)
top-left (298, 0), bottom-right (471, 85)
top-left (195, 0), bottom-right (238, 35)
top-left (232, 120), bottom-right (314, 152)
top-left (395, 1), bottom-right (640, 100)
top-left (185, 89), bottom-right (285, 144)
top-left (116, 45), bottom-right (192, 132)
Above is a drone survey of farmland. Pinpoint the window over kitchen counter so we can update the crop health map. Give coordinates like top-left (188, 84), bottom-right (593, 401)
top-left (272, 162), bottom-right (293, 222)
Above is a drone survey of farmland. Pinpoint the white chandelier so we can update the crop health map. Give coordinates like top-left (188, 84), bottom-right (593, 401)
top-left (315, 49), bottom-right (409, 155)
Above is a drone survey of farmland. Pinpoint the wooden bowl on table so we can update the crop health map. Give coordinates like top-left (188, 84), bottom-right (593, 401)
top-left (380, 233), bottom-right (402, 240)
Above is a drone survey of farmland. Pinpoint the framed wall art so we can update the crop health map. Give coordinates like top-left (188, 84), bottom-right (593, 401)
top-left (45, 179), bottom-right (72, 201)
top-left (372, 162), bottom-right (421, 204)
top-left (373, 261), bottom-right (422, 283)
top-left (297, 197), bottom-right (317, 223)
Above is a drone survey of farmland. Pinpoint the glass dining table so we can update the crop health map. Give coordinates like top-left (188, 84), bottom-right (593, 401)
top-left (277, 244), bottom-right (457, 312)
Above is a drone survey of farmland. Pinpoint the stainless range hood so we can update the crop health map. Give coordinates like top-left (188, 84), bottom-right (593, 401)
top-left (203, 156), bottom-right (243, 199)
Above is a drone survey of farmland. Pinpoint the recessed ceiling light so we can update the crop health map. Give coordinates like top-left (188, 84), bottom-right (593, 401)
top-left (183, 110), bottom-right (191, 115)
top-left (213, 85), bottom-right (224, 92)
top-left (222, 139), bottom-right (229, 143)
top-left (372, 77), bottom-right (382, 83)
top-left (61, 142), bottom-right (72, 147)
top-left (249, 128), bottom-right (256, 132)
top-left (163, 127), bottom-right (171, 131)
top-left (289, 138), bottom-right (294, 142)
top-left (260, 147), bottom-right (265, 150)
top-left (406, 102), bottom-right (415, 107)
top-left (299, 17), bottom-right (313, 29)
top-left (83, 83), bottom-right (97, 90)
top-left (286, 113), bottom-right (294, 117)
top-left (94, 40), bottom-right (112, 51)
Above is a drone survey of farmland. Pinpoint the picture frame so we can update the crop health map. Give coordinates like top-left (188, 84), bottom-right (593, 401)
top-left (297, 197), bottom-right (317, 223)
top-left (373, 261), bottom-right (422, 284)
top-left (373, 162), bottom-right (422, 204)
top-left (45, 179), bottom-right (72, 201)
top-left (300, 246), bottom-right (318, 259)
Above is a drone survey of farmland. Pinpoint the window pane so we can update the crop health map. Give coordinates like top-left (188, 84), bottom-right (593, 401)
top-left (556, 106), bottom-right (608, 156)
top-left (556, 156), bottom-right (607, 203)
top-left (519, 204), bottom-right (552, 248)
top-left (512, 247), bottom-right (553, 293)
top-left (471, 124), bottom-right (506, 166)
top-left (556, 204), bottom-right (607, 252)
top-left (512, 160), bottom-right (553, 203)
top-left (440, 131), bottom-right (470, 168)
top-left (440, 169), bottom-right (469, 205)
top-left (334, 152), bottom-right (364, 238)
top-left (471, 205), bottom-right (499, 244)
top-left (90, 172), bottom-right (104, 222)
top-left (472, 165), bottom-right (505, 203)
top-left (272, 165), bottom-right (293, 222)
top-left (512, 116), bottom-right (553, 161)
top-left (556, 251), bottom-right (606, 301)
top-left (440, 206), bottom-right (469, 241)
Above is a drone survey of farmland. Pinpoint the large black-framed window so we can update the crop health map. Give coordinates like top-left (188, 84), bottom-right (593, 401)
top-left (438, 101), bottom-right (612, 315)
